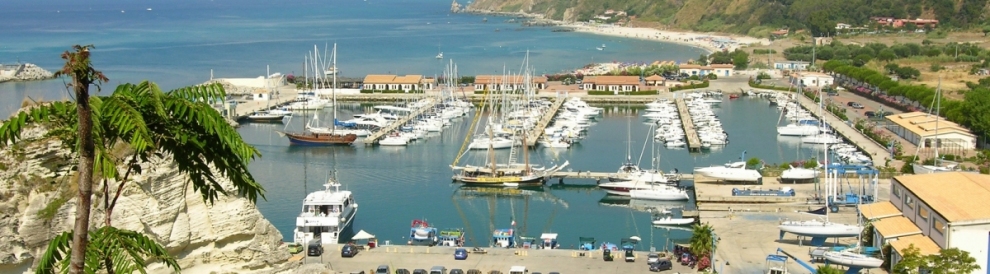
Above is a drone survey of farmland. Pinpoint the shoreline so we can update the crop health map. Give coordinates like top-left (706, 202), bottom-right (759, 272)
top-left (460, 9), bottom-right (769, 54)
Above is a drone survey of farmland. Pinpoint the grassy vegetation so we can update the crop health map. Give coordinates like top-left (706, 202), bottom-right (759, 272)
top-left (669, 80), bottom-right (710, 91)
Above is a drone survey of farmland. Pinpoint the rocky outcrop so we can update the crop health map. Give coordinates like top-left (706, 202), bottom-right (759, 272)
top-left (0, 63), bottom-right (55, 83)
top-left (450, 0), bottom-right (462, 13)
top-left (0, 126), bottom-right (298, 273)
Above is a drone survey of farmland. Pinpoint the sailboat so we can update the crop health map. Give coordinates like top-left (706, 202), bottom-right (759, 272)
top-left (778, 144), bottom-right (862, 239)
top-left (278, 44), bottom-right (358, 146)
top-left (450, 54), bottom-right (568, 186)
top-left (912, 79), bottom-right (963, 174)
top-left (822, 171), bottom-right (883, 269)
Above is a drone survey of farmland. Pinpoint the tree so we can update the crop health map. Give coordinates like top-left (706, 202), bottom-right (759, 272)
top-left (807, 10), bottom-right (834, 37)
top-left (0, 48), bottom-right (265, 273)
top-left (697, 54), bottom-right (709, 66)
top-left (732, 49), bottom-right (750, 70)
top-left (893, 244), bottom-right (926, 274)
top-left (49, 45), bottom-right (107, 274)
top-left (689, 223), bottom-right (715, 257)
top-left (877, 49), bottom-right (898, 62)
top-left (983, 25), bottom-right (990, 36)
top-left (815, 265), bottom-right (844, 274)
top-left (928, 248), bottom-right (980, 273)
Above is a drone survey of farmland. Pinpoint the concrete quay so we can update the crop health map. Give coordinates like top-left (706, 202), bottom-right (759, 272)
top-left (297, 244), bottom-right (698, 274)
top-left (230, 85), bottom-right (299, 119)
top-left (794, 93), bottom-right (895, 166)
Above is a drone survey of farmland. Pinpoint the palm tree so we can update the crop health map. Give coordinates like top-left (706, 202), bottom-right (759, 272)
top-left (0, 46), bottom-right (264, 273)
top-left (689, 223), bottom-right (714, 257)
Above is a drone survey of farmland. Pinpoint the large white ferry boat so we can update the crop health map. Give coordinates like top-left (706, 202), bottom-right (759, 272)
top-left (294, 179), bottom-right (358, 245)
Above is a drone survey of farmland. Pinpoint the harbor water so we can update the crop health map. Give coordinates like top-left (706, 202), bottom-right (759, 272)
top-left (239, 97), bottom-right (821, 250)
top-left (0, 0), bottom-right (706, 115)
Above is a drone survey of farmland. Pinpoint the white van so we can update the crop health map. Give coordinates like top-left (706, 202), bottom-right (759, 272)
top-left (508, 266), bottom-right (527, 274)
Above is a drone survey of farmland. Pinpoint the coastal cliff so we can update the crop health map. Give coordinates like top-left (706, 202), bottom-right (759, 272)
top-left (0, 126), bottom-right (299, 273)
top-left (0, 63), bottom-right (54, 83)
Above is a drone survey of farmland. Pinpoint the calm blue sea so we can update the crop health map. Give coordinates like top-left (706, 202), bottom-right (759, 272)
top-left (0, 0), bottom-right (821, 251)
top-left (0, 0), bottom-right (705, 116)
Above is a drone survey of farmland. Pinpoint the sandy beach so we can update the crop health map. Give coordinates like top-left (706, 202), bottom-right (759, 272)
top-left (563, 22), bottom-right (770, 54)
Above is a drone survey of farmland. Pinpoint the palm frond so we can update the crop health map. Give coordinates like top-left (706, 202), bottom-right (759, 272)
top-left (34, 227), bottom-right (180, 274)
top-left (0, 101), bottom-right (76, 148)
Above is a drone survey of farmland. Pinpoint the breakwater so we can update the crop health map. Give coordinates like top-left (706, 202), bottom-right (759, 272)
top-left (0, 63), bottom-right (54, 83)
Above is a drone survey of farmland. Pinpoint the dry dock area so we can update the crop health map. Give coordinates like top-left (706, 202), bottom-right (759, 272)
top-left (231, 85), bottom-right (299, 118)
top-left (299, 245), bottom-right (698, 273)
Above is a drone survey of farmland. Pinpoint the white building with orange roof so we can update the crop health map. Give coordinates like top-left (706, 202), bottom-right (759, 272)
top-left (864, 172), bottom-right (990, 273)
top-left (886, 111), bottom-right (976, 150)
top-left (678, 64), bottom-right (734, 77)
top-left (472, 75), bottom-right (548, 92)
top-left (361, 74), bottom-right (432, 92)
top-left (581, 75), bottom-right (641, 93)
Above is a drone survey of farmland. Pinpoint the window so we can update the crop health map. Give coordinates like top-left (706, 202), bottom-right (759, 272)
top-left (918, 206), bottom-right (929, 221)
top-left (906, 196), bottom-right (915, 209)
top-left (893, 187), bottom-right (901, 198)
top-left (934, 218), bottom-right (945, 234)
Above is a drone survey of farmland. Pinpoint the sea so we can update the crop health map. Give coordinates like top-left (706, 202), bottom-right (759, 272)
top-left (0, 0), bottom-right (818, 251)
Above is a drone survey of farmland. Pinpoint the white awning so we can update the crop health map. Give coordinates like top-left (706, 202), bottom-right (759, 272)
top-left (352, 230), bottom-right (376, 240)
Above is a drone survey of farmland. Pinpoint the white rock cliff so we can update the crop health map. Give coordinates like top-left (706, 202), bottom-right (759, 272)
top-left (0, 127), bottom-right (299, 273)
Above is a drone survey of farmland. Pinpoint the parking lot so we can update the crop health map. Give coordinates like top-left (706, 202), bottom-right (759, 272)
top-left (297, 244), bottom-right (697, 274)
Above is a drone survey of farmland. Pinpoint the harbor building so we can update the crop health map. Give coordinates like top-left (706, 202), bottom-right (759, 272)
top-left (885, 112), bottom-right (977, 150)
top-left (644, 74), bottom-right (665, 86)
top-left (361, 75), bottom-right (432, 92)
top-left (677, 64), bottom-right (734, 77)
top-left (861, 172), bottom-right (990, 273)
top-left (774, 61), bottom-right (810, 71)
top-left (472, 75), bottom-right (548, 92)
top-left (580, 75), bottom-right (641, 93)
top-left (789, 72), bottom-right (833, 89)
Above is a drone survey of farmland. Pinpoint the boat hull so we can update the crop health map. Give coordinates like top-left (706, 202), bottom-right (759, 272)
top-left (629, 189), bottom-right (689, 201)
top-left (453, 174), bottom-right (545, 186)
top-left (777, 222), bottom-right (862, 238)
top-left (283, 132), bottom-right (358, 146)
top-left (652, 218), bottom-right (694, 226)
top-left (823, 251), bottom-right (883, 268)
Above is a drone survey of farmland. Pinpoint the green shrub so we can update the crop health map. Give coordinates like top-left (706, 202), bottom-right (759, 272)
top-left (669, 80), bottom-right (710, 92)
top-left (749, 80), bottom-right (791, 91)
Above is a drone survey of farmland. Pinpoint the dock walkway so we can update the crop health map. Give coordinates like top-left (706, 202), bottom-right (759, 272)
top-left (674, 98), bottom-right (702, 151)
top-left (549, 171), bottom-right (695, 181)
top-left (795, 95), bottom-right (890, 164)
top-left (231, 86), bottom-right (299, 119)
top-left (363, 98), bottom-right (437, 144)
top-left (526, 98), bottom-right (566, 146)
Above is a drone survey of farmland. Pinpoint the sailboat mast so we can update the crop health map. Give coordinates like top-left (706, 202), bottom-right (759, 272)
top-left (332, 43), bottom-right (338, 135)
top-left (523, 133), bottom-right (530, 175)
top-left (489, 126), bottom-right (496, 176)
top-left (934, 78), bottom-right (941, 161)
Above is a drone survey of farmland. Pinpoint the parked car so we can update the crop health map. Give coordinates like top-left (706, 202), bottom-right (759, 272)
top-left (450, 269), bottom-right (465, 274)
top-left (307, 240), bottom-right (323, 257)
top-left (847, 102), bottom-right (864, 109)
top-left (646, 252), bottom-right (660, 264)
top-left (396, 269), bottom-right (411, 274)
top-left (413, 269), bottom-right (427, 274)
top-left (454, 248), bottom-right (468, 260)
top-left (375, 265), bottom-right (390, 274)
top-left (341, 244), bottom-right (359, 257)
top-left (603, 249), bottom-right (614, 261)
top-left (865, 110), bottom-right (893, 118)
top-left (430, 266), bottom-right (447, 274)
top-left (649, 259), bottom-right (673, 272)
top-left (624, 248), bottom-right (636, 262)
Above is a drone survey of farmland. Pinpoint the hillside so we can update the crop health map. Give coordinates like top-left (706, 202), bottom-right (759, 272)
top-left (464, 0), bottom-right (990, 36)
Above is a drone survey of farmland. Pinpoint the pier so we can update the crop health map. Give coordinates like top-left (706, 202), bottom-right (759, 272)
top-left (674, 98), bottom-right (702, 152)
top-left (525, 98), bottom-right (566, 146)
top-left (795, 95), bottom-right (890, 164)
top-left (550, 171), bottom-right (695, 181)
top-left (230, 86), bottom-right (299, 120)
top-left (362, 98), bottom-right (437, 144)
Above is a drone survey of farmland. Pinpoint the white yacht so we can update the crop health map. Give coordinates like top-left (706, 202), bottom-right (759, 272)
top-left (776, 123), bottom-right (820, 136)
top-left (468, 136), bottom-right (514, 150)
top-left (294, 179), bottom-right (358, 245)
top-left (780, 165), bottom-right (819, 183)
top-left (801, 133), bottom-right (842, 144)
top-left (629, 185), bottom-right (689, 201)
top-left (823, 250), bottom-right (883, 268)
top-left (693, 161), bottom-right (762, 183)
